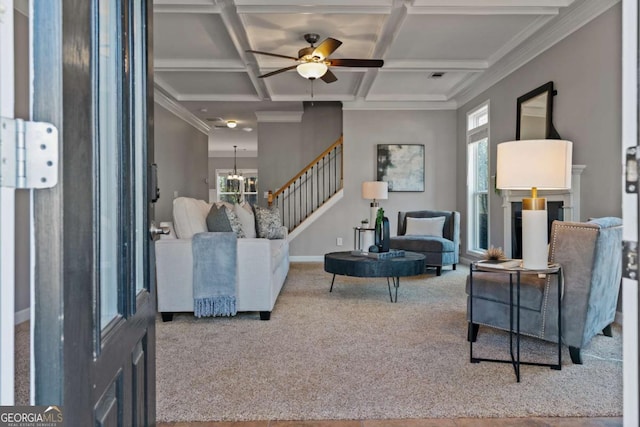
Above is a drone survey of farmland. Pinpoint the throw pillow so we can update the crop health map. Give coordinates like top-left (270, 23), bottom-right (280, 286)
top-left (206, 204), bottom-right (231, 232)
top-left (234, 202), bottom-right (257, 238)
top-left (206, 205), bottom-right (245, 238)
top-left (405, 216), bottom-right (446, 237)
top-left (254, 206), bottom-right (286, 239)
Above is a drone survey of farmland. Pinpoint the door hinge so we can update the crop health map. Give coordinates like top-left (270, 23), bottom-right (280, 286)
top-left (623, 240), bottom-right (638, 280)
top-left (0, 117), bottom-right (58, 189)
top-left (625, 146), bottom-right (638, 194)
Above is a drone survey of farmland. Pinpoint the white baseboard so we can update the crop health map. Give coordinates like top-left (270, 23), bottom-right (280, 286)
top-left (14, 308), bottom-right (29, 325)
top-left (290, 256), bottom-right (323, 262)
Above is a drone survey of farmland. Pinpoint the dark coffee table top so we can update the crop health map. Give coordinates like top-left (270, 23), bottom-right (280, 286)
top-left (324, 251), bottom-right (425, 278)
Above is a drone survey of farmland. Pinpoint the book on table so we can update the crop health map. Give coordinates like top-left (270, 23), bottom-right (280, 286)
top-left (477, 259), bottom-right (522, 269)
top-left (366, 249), bottom-right (405, 260)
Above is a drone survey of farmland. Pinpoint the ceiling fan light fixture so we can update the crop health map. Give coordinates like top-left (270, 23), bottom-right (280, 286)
top-left (297, 62), bottom-right (328, 80)
top-left (226, 120), bottom-right (237, 129)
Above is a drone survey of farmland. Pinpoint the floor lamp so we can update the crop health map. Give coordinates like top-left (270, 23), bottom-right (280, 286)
top-left (496, 140), bottom-right (572, 269)
top-left (362, 181), bottom-right (388, 227)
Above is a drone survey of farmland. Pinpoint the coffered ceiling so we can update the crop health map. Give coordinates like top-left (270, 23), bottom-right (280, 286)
top-left (152, 0), bottom-right (615, 152)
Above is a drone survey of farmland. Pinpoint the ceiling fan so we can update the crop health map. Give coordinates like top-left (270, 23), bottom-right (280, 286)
top-left (247, 33), bottom-right (384, 83)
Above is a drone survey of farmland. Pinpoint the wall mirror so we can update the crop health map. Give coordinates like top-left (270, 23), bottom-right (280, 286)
top-left (516, 81), bottom-right (560, 139)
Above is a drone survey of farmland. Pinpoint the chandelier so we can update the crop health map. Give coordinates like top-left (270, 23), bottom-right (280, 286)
top-left (227, 145), bottom-right (244, 181)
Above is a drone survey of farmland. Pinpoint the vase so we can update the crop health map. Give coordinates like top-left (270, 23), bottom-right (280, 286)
top-left (375, 216), bottom-right (390, 252)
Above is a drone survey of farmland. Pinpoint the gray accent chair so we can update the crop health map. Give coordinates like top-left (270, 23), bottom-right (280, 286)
top-left (390, 210), bottom-right (460, 276)
top-left (466, 217), bottom-right (623, 364)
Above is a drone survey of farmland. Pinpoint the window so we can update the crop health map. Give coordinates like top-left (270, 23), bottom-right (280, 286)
top-left (467, 102), bottom-right (489, 254)
top-left (216, 169), bottom-right (258, 205)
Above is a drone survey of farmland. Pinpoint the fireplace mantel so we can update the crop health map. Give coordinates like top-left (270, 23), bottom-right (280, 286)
top-left (501, 165), bottom-right (585, 257)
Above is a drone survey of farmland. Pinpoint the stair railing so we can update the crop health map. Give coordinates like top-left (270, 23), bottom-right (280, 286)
top-left (268, 136), bottom-right (343, 232)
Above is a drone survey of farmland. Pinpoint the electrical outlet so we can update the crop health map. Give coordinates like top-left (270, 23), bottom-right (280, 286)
top-left (336, 237), bottom-right (343, 246)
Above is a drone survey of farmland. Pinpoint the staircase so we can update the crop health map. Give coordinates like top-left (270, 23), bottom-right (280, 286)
top-left (268, 136), bottom-right (343, 240)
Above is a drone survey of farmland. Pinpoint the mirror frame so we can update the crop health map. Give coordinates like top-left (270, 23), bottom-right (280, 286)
top-left (516, 81), bottom-right (560, 140)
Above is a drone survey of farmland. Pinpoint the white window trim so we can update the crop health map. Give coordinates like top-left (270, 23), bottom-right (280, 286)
top-left (215, 168), bottom-right (258, 203)
top-left (466, 100), bottom-right (490, 257)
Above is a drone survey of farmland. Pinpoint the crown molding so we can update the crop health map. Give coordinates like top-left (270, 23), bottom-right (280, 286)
top-left (342, 99), bottom-right (457, 110)
top-left (14, 0), bottom-right (29, 16)
top-left (153, 0), bottom-right (219, 14)
top-left (154, 88), bottom-right (211, 135)
top-left (455, 0), bottom-right (620, 107)
top-left (255, 111), bottom-right (304, 122)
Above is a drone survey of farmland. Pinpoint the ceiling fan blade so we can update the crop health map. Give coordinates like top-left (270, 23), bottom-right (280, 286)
top-left (257, 64), bottom-right (299, 78)
top-left (320, 69), bottom-right (338, 83)
top-left (246, 50), bottom-right (298, 61)
top-left (329, 58), bottom-right (384, 68)
top-left (313, 37), bottom-right (342, 59)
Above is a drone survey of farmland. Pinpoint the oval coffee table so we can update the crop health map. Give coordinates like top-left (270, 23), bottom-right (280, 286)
top-left (324, 251), bottom-right (426, 302)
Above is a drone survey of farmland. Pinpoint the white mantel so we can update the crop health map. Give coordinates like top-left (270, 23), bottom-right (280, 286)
top-left (501, 165), bottom-right (585, 257)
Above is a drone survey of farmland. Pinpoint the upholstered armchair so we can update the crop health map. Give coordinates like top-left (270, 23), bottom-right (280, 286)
top-left (390, 210), bottom-right (460, 276)
top-left (466, 217), bottom-right (623, 364)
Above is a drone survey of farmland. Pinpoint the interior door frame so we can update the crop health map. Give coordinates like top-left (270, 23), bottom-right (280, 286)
top-left (622, 0), bottom-right (639, 425)
top-left (0, 0), bottom-right (16, 406)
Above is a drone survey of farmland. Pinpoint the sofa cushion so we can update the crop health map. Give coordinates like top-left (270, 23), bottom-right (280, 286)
top-left (405, 216), bottom-right (445, 237)
top-left (390, 235), bottom-right (455, 253)
top-left (254, 206), bottom-right (286, 239)
top-left (207, 205), bottom-right (245, 238)
top-left (234, 203), bottom-right (257, 238)
top-left (173, 197), bottom-right (209, 239)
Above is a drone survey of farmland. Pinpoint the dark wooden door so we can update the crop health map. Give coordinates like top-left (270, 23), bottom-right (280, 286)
top-left (31, 1), bottom-right (156, 424)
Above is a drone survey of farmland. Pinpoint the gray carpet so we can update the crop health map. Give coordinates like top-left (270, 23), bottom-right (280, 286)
top-left (156, 262), bottom-right (622, 422)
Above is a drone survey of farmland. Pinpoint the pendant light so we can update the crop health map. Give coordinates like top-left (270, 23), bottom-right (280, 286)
top-left (227, 145), bottom-right (244, 181)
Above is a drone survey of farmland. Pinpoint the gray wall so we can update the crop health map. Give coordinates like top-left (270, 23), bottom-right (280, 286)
top-left (301, 101), bottom-right (343, 163)
top-left (456, 4), bottom-right (622, 260)
top-left (15, 11), bottom-right (30, 316)
top-left (257, 102), bottom-right (342, 206)
top-left (154, 105), bottom-right (209, 222)
top-left (290, 109), bottom-right (457, 256)
top-left (257, 122), bottom-right (303, 204)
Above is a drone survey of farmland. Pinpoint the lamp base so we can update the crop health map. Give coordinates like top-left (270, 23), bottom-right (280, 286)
top-left (369, 202), bottom-right (379, 227)
top-left (521, 197), bottom-right (548, 270)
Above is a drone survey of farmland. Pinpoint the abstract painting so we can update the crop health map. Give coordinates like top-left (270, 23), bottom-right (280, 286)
top-left (376, 144), bottom-right (425, 192)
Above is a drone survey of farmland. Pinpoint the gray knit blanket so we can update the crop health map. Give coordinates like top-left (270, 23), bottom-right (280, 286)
top-left (192, 232), bottom-right (237, 317)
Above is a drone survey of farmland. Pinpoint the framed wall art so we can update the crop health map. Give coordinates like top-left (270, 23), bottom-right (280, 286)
top-left (376, 144), bottom-right (425, 192)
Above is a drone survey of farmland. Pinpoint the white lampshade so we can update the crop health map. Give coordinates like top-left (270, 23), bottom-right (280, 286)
top-left (362, 181), bottom-right (388, 201)
top-left (496, 139), bottom-right (573, 270)
top-left (362, 181), bottom-right (388, 226)
top-left (497, 139), bottom-right (572, 190)
top-left (296, 62), bottom-right (328, 79)
top-left (226, 120), bottom-right (237, 129)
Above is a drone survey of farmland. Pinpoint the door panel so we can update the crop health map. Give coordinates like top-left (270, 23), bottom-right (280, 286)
top-left (30, 0), bottom-right (156, 422)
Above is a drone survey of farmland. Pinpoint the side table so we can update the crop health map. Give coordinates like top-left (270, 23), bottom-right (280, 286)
top-left (469, 260), bottom-right (563, 382)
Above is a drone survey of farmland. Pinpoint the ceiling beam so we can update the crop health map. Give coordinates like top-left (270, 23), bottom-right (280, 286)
top-left (356, 0), bottom-right (407, 98)
top-left (234, 0), bottom-right (392, 14)
top-left (216, 0), bottom-right (270, 100)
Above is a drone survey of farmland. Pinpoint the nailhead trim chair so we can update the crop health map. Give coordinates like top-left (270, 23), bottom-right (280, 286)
top-left (466, 217), bottom-right (623, 364)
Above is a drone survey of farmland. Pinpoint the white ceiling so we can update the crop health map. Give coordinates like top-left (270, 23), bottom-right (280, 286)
top-left (152, 0), bottom-right (614, 153)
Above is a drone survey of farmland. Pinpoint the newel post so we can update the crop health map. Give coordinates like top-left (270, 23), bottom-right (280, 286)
top-left (267, 190), bottom-right (273, 206)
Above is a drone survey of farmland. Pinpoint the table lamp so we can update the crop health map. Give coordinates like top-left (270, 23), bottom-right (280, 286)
top-left (362, 181), bottom-right (388, 227)
top-left (496, 139), bottom-right (572, 269)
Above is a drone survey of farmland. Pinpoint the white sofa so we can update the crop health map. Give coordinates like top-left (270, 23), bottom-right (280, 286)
top-left (155, 197), bottom-right (289, 321)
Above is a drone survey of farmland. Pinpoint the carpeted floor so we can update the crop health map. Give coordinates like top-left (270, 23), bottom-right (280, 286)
top-left (156, 262), bottom-right (623, 422)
